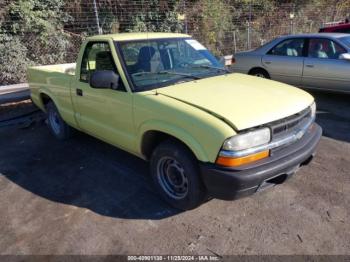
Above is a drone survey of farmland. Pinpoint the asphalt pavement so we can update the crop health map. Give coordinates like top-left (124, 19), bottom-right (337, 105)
top-left (0, 90), bottom-right (349, 255)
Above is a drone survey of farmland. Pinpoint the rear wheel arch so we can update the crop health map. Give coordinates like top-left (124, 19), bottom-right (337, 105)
top-left (248, 67), bottom-right (270, 79)
top-left (40, 93), bottom-right (52, 109)
top-left (39, 93), bottom-right (62, 114)
top-left (38, 92), bottom-right (59, 113)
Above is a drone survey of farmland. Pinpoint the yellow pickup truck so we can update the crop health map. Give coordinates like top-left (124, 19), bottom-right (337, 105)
top-left (28, 33), bottom-right (322, 210)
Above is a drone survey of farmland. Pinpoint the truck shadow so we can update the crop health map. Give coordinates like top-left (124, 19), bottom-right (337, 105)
top-left (310, 90), bottom-right (350, 143)
top-left (1, 90), bottom-right (347, 220)
top-left (0, 126), bottom-right (181, 220)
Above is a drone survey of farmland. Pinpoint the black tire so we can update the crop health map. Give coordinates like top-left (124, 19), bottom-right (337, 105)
top-left (46, 101), bottom-right (73, 140)
top-left (150, 140), bottom-right (207, 210)
top-left (249, 68), bottom-right (270, 79)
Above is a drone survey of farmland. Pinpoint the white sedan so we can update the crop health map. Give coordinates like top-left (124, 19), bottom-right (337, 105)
top-left (232, 33), bottom-right (350, 93)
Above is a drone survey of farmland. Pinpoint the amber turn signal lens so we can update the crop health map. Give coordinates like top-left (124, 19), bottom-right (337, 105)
top-left (216, 150), bottom-right (269, 167)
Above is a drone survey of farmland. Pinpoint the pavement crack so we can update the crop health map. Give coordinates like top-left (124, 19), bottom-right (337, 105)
top-left (297, 234), bottom-right (303, 243)
top-left (206, 248), bottom-right (222, 258)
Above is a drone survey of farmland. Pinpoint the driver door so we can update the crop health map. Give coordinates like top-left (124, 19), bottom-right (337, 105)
top-left (71, 41), bottom-right (136, 152)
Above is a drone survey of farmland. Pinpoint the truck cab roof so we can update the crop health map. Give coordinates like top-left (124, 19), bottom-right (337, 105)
top-left (87, 32), bottom-right (191, 42)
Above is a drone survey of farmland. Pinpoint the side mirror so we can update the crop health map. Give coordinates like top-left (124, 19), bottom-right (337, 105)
top-left (339, 53), bottom-right (350, 61)
top-left (90, 70), bottom-right (120, 90)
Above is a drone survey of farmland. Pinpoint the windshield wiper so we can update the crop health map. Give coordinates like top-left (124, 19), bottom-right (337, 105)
top-left (159, 70), bottom-right (201, 79)
top-left (132, 70), bottom-right (201, 80)
top-left (197, 65), bottom-right (230, 73)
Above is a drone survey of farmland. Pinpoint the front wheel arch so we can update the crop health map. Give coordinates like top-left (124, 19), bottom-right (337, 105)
top-left (141, 130), bottom-right (200, 162)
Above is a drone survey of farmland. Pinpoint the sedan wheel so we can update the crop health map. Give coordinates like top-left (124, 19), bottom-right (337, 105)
top-left (254, 73), bottom-right (266, 78)
top-left (249, 69), bottom-right (270, 79)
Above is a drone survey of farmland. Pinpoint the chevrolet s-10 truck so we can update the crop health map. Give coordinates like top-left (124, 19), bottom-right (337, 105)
top-left (28, 33), bottom-right (322, 210)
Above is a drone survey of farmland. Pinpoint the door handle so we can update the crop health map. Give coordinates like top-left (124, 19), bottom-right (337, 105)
top-left (264, 61), bottom-right (272, 64)
top-left (305, 64), bottom-right (314, 68)
top-left (76, 89), bottom-right (83, 96)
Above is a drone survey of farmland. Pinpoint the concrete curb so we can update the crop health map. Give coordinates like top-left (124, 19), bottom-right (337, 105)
top-left (0, 83), bottom-right (30, 104)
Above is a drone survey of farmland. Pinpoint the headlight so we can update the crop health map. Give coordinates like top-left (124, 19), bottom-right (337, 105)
top-left (310, 102), bottom-right (316, 119)
top-left (222, 127), bottom-right (271, 151)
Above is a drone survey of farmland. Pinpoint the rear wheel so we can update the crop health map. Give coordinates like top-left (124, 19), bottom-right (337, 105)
top-left (150, 140), bottom-right (206, 210)
top-left (249, 68), bottom-right (270, 79)
top-left (46, 101), bottom-right (73, 140)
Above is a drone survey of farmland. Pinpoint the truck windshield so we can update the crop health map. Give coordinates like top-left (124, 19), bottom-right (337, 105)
top-left (116, 38), bottom-right (225, 91)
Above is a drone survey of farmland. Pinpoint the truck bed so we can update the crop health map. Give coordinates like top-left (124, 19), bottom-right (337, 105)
top-left (28, 63), bottom-right (77, 119)
top-left (29, 63), bottom-right (76, 76)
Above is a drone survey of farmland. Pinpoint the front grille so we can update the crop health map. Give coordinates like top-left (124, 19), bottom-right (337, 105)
top-left (268, 107), bottom-right (311, 138)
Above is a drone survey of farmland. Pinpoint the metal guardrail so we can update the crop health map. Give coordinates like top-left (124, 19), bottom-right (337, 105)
top-left (0, 83), bottom-right (29, 94)
top-left (0, 83), bottom-right (45, 129)
top-left (0, 83), bottom-right (30, 104)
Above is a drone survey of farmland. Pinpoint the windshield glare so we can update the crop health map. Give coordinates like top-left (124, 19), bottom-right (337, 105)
top-left (340, 36), bottom-right (350, 48)
top-left (117, 38), bottom-right (224, 90)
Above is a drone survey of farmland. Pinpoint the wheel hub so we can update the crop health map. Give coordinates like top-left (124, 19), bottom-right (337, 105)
top-left (49, 109), bottom-right (61, 135)
top-left (255, 73), bottom-right (265, 78)
top-left (157, 157), bottom-right (189, 200)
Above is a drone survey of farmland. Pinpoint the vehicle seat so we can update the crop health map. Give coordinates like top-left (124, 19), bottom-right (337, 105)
top-left (136, 46), bottom-right (156, 72)
top-left (95, 51), bottom-right (115, 71)
top-left (150, 51), bottom-right (164, 72)
top-left (159, 49), bottom-right (172, 70)
top-left (287, 48), bottom-right (298, 56)
top-left (310, 43), bottom-right (328, 58)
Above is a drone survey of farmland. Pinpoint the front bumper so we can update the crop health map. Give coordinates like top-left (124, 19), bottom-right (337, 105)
top-left (199, 123), bottom-right (322, 200)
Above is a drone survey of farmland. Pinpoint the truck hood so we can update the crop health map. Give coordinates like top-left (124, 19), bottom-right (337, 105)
top-left (155, 73), bottom-right (313, 131)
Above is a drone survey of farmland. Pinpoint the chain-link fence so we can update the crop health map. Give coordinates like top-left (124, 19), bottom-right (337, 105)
top-left (1, 0), bottom-right (349, 85)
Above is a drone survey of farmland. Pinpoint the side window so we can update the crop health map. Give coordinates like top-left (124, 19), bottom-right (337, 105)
top-left (308, 38), bottom-right (347, 59)
top-left (268, 38), bottom-right (305, 57)
top-left (80, 42), bottom-right (115, 82)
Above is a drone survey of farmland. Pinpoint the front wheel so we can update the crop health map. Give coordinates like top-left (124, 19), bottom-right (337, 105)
top-left (150, 140), bottom-right (207, 210)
